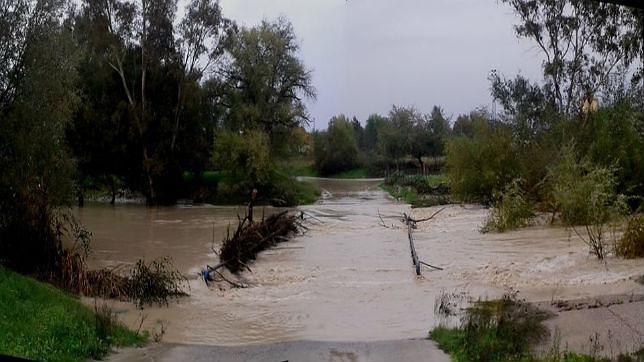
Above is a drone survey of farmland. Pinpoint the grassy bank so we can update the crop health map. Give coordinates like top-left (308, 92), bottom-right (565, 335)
top-left (0, 267), bottom-right (145, 361)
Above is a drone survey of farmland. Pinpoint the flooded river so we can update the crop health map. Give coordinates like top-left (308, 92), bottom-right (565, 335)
top-left (76, 179), bottom-right (644, 346)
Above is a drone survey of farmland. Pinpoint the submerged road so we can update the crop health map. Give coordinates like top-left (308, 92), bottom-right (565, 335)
top-left (107, 340), bottom-right (450, 362)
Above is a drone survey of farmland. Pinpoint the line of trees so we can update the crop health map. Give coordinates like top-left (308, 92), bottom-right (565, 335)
top-left (313, 105), bottom-right (451, 176)
top-left (447, 0), bottom-right (643, 258)
top-left (0, 0), bottom-right (315, 274)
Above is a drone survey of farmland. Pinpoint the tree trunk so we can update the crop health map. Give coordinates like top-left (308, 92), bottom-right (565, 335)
top-left (143, 146), bottom-right (155, 205)
top-left (170, 79), bottom-right (183, 151)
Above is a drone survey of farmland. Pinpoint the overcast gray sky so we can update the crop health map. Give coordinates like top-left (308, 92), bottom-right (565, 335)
top-left (219, 0), bottom-right (544, 129)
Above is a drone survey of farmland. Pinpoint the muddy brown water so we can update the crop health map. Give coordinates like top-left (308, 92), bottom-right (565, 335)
top-left (76, 179), bottom-right (644, 346)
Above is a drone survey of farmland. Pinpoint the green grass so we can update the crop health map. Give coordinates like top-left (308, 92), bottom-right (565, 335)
top-left (0, 267), bottom-right (145, 361)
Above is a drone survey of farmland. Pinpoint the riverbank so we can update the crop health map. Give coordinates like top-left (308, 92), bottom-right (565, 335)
top-left (0, 267), bottom-right (145, 361)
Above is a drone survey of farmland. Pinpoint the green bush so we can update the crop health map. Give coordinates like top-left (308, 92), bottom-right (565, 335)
top-left (615, 215), bottom-right (644, 259)
top-left (383, 173), bottom-right (450, 207)
top-left (583, 102), bottom-right (644, 206)
top-left (446, 119), bottom-right (519, 202)
top-left (549, 147), bottom-right (622, 226)
top-left (482, 179), bottom-right (535, 233)
top-left (549, 146), bottom-right (627, 259)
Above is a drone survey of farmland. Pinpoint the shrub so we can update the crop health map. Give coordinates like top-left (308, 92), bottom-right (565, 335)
top-left (615, 215), bottom-right (644, 259)
top-left (446, 119), bottom-right (519, 202)
top-left (482, 179), bottom-right (535, 233)
top-left (549, 146), bottom-right (627, 259)
top-left (125, 258), bottom-right (188, 309)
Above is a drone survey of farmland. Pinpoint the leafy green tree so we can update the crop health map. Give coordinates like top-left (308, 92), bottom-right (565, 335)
top-left (314, 115), bottom-right (359, 175)
top-left (427, 105), bottom-right (451, 156)
top-left (216, 17), bottom-right (316, 139)
top-left (213, 129), bottom-right (273, 190)
top-left (364, 113), bottom-right (387, 151)
top-left (453, 111), bottom-right (490, 138)
top-left (0, 0), bottom-right (80, 273)
top-left (75, 0), bottom-right (229, 204)
top-left (490, 72), bottom-right (558, 140)
top-left (446, 118), bottom-right (519, 202)
top-left (378, 106), bottom-right (416, 166)
top-left (351, 116), bottom-right (366, 150)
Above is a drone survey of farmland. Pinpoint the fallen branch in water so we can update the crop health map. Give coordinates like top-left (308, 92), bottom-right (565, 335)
top-left (420, 260), bottom-right (444, 271)
top-left (217, 210), bottom-right (302, 274)
top-left (378, 209), bottom-right (391, 228)
top-left (406, 207), bottom-right (446, 224)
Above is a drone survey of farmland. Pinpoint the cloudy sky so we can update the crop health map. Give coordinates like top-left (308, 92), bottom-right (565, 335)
top-left (219, 0), bottom-right (544, 129)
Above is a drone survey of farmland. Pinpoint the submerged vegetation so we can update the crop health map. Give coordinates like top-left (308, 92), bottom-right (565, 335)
top-left (430, 292), bottom-right (644, 362)
top-left (430, 293), bottom-right (551, 362)
top-left (615, 215), bottom-right (644, 259)
top-left (481, 179), bottom-right (535, 233)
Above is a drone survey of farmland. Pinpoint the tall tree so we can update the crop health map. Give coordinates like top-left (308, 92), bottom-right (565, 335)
top-left (314, 115), bottom-right (359, 175)
top-left (501, 0), bottom-right (643, 114)
top-left (78, 0), bottom-right (229, 203)
top-left (215, 17), bottom-right (316, 139)
top-left (0, 0), bottom-right (80, 273)
top-left (172, 0), bottom-right (232, 150)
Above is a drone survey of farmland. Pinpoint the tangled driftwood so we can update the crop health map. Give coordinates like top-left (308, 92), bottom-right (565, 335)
top-left (202, 207), bottom-right (309, 284)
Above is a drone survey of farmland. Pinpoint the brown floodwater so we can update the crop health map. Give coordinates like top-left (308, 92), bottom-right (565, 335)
top-left (76, 179), bottom-right (644, 346)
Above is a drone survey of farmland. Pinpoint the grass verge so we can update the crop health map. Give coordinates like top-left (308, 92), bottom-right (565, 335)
top-left (0, 267), bottom-right (145, 361)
